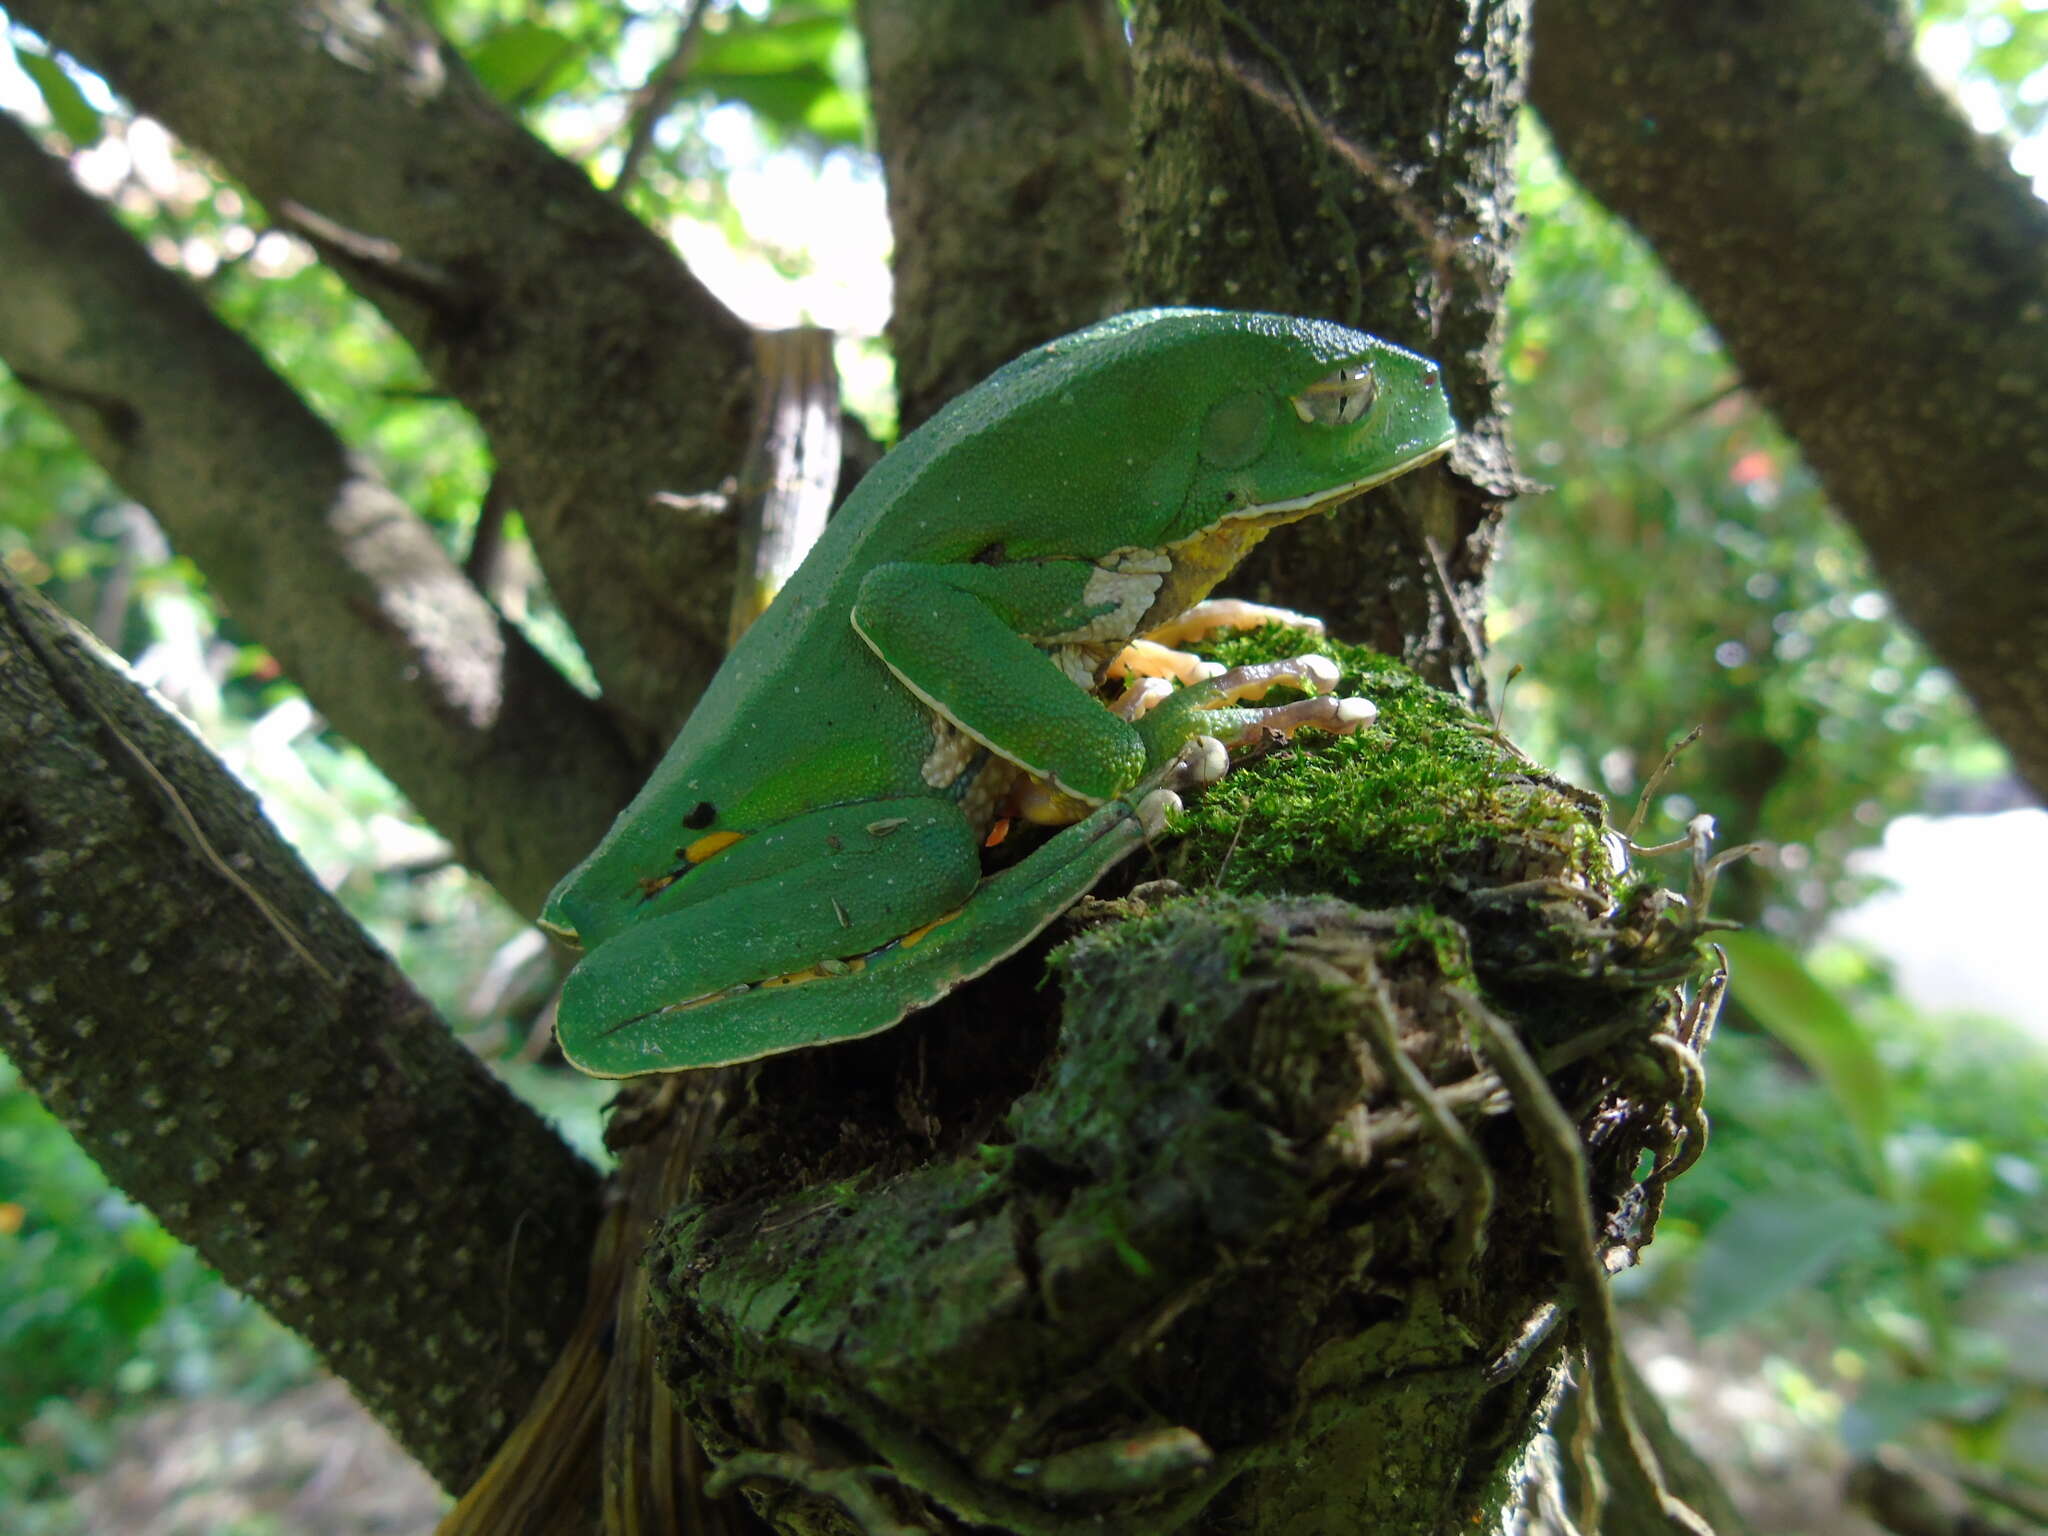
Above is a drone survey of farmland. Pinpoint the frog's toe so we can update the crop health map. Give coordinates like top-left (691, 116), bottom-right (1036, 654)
top-left (1168, 733), bottom-right (1231, 790)
top-left (1256, 694), bottom-right (1378, 738)
top-left (1133, 786), bottom-right (1183, 836)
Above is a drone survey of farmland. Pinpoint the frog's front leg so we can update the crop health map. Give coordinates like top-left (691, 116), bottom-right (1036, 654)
top-left (555, 797), bottom-right (982, 1076)
top-left (1009, 655), bottom-right (1371, 829)
top-left (852, 556), bottom-right (1160, 803)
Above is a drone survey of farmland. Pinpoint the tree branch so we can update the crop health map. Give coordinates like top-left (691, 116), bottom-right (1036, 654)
top-left (0, 571), bottom-right (602, 1490)
top-left (0, 109), bottom-right (641, 918)
top-left (1531, 0), bottom-right (2048, 798)
top-left (858, 0), bottom-right (1132, 431)
top-left (12, 0), bottom-right (760, 749)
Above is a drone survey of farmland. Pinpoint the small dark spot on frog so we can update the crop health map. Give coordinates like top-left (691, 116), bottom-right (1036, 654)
top-left (972, 542), bottom-right (1007, 564)
top-left (826, 834), bottom-right (842, 851)
top-left (682, 801), bottom-right (716, 830)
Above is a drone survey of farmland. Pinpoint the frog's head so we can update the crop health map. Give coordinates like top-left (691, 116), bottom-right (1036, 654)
top-left (1164, 314), bottom-right (1457, 545)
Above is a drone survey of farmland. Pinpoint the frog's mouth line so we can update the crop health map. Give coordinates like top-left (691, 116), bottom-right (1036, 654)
top-left (1231, 438), bottom-right (1453, 525)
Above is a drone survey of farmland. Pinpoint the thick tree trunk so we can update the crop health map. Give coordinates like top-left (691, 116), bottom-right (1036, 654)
top-left (1532, 0), bottom-right (2048, 799)
top-left (1124, 0), bottom-right (1529, 699)
top-left (643, 643), bottom-right (1722, 1534)
top-left (0, 572), bottom-right (600, 1489)
top-left (860, 0), bottom-right (1131, 431)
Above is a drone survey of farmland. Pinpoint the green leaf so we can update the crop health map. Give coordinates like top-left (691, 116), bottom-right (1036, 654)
top-left (1719, 929), bottom-right (1894, 1193)
top-left (15, 51), bottom-right (103, 145)
top-left (1840, 1379), bottom-right (2004, 1455)
top-left (1689, 1191), bottom-right (1890, 1333)
top-left (467, 21), bottom-right (585, 104)
top-left (801, 84), bottom-right (869, 146)
top-left (1894, 1136), bottom-right (1994, 1260)
top-left (694, 14), bottom-right (848, 77)
top-left (84, 1254), bottom-right (164, 1341)
top-left (690, 11), bottom-right (866, 143)
top-left (697, 67), bottom-right (835, 130)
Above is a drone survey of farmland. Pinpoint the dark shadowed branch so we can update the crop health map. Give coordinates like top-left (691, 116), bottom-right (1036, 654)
top-left (1124, 0), bottom-right (1528, 699)
top-left (859, 0), bottom-right (1132, 430)
top-left (0, 109), bottom-right (641, 918)
top-left (1533, 0), bottom-right (2048, 797)
top-left (12, 0), bottom-right (759, 748)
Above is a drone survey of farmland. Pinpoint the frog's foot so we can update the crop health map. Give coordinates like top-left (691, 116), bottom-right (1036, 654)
top-left (1141, 597), bottom-right (1328, 648)
top-left (1006, 730), bottom-right (1226, 830)
top-left (1134, 653), bottom-right (1376, 759)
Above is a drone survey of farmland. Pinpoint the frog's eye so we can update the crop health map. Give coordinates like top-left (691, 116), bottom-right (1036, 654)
top-left (1290, 364), bottom-right (1378, 427)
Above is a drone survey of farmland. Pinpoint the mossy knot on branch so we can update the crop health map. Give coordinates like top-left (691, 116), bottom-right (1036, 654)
top-left (634, 645), bottom-right (1727, 1535)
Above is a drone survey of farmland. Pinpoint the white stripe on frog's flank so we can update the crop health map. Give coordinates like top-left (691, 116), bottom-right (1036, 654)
top-left (1044, 548), bottom-right (1174, 646)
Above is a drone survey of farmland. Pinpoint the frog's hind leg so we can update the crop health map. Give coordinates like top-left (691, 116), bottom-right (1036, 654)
top-left (564, 741), bottom-right (1228, 1078)
top-left (555, 798), bottom-right (981, 1077)
top-left (581, 740), bottom-right (1227, 1077)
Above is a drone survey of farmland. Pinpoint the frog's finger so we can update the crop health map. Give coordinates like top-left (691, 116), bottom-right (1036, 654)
top-left (1104, 637), bottom-right (1227, 686)
top-left (1133, 654), bottom-right (1371, 760)
top-left (1142, 597), bottom-right (1328, 646)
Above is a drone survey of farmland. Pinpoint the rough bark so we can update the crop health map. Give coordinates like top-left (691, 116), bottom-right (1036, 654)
top-left (859, 0), bottom-right (1131, 431)
top-left (12, 0), bottom-right (759, 751)
top-left (0, 571), bottom-right (601, 1490)
top-left (1531, 0), bottom-right (2048, 800)
top-left (1125, 0), bottom-right (1529, 700)
top-left (0, 110), bottom-right (637, 918)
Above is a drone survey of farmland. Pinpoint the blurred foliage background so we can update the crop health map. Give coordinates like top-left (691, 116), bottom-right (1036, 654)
top-left (1, 0), bottom-right (2043, 1531)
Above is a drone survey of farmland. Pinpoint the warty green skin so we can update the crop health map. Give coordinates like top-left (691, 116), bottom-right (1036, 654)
top-left (542, 308), bottom-right (1456, 1076)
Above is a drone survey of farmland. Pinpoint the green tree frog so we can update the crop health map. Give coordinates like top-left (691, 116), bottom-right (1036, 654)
top-left (541, 309), bottom-right (1456, 1076)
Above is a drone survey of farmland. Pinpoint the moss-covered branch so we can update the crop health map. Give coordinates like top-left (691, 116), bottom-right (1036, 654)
top-left (630, 640), bottom-right (1725, 1534)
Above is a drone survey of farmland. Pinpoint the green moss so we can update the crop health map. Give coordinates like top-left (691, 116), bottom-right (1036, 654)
top-left (1160, 630), bottom-right (1613, 914)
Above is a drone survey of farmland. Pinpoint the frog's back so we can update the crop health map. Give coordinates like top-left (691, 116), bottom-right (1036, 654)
top-left (631, 308), bottom-right (1357, 817)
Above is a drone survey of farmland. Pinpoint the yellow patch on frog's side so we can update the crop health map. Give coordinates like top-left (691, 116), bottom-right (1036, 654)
top-left (685, 829), bottom-right (747, 864)
top-left (1139, 517), bottom-right (1278, 636)
top-left (759, 957), bottom-right (868, 990)
top-left (897, 908), bottom-right (964, 948)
